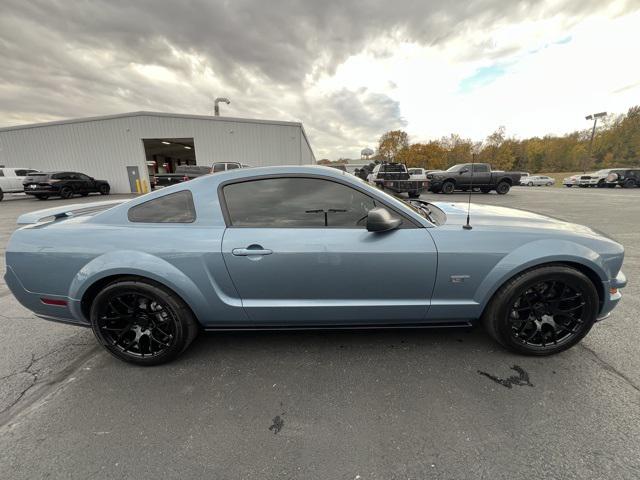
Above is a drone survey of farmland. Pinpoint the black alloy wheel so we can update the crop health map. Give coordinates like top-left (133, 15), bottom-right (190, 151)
top-left (91, 280), bottom-right (199, 365)
top-left (483, 266), bottom-right (598, 355)
top-left (99, 184), bottom-right (110, 195)
top-left (496, 181), bottom-right (510, 195)
top-left (441, 181), bottom-right (455, 194)
top-left (623, 179), bottom-right (636, 188)
top-left (60, 187), bottom-right (73, 199)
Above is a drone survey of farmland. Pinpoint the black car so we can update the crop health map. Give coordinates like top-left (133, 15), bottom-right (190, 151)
top-left (605, 168), bottom-right (640, 188)
top-left (23, 171), bottom-right (110, 200)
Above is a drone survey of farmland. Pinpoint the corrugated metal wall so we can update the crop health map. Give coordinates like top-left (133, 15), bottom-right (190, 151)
top-left (0, 113), bottom-right (315, 193)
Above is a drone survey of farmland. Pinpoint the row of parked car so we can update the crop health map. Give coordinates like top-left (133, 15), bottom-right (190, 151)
top-left (0, 167), bottom-right (111, 201)
top-left (562, 168), bottom-right (640, 188)
top-left (151, 161), bottom-right (251, 188)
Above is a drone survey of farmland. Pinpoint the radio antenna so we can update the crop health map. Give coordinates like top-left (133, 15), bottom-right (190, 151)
top-left (463, 154), bottom-right (475, 230)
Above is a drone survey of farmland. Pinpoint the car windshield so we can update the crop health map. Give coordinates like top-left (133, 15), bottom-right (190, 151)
top-left (446, 164), bottom-right (465, 172)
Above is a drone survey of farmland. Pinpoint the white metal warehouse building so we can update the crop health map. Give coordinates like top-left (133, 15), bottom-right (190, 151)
top-left (0, 112), bottom-right (316, 193)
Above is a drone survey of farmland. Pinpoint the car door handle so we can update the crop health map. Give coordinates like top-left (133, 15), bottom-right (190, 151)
top-left (232, 246), bottom-right (273, 256)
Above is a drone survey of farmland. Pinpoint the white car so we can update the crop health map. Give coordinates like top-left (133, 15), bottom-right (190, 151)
top-left (577, 169), bottom-right (615, 188)
top-left (563, 174), bottom-right (580, 187)
top-left (521, 175), bottom-right (555, 186)
top-left (0, 167), bottom-right (39, 201)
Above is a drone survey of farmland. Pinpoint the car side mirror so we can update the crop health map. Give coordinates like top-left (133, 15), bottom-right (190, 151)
top-left (366, 207), bottom-right (402, 233)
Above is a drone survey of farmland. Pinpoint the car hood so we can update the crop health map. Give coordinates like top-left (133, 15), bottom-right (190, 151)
top-left (432, 201), bottom-right (604, 237)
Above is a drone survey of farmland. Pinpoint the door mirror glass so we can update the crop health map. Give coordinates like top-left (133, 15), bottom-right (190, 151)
top-left (366, 207), bottom-right (402, 232)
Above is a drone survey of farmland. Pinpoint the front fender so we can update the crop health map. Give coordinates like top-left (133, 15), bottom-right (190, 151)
top-left (67, 250), bottom-right (209, 323)
top-left (474, 239), bottom-right (608, 309)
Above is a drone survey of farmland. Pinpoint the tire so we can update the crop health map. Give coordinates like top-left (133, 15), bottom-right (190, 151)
top-left (527, 182), bottom-right (533, 186)
top-left (441, 181), bottom-right (455, 194)
top-left (623, 179), bottom-right (636, 189)
top-left (480, 187), bottom-right (491, 194)
top-left (597, 180), bottom-right (606, 188)
top-left (99, 184), bottom-right (110, 195)
top-left (482, 265), bottom-right (598, 356)
top-left (60, 186), bottom-right (73, 199)
top-left (90, 279), bottom-right (199, 366)
top-left (496, 181), bottom-right (510, 195)
top-left (35, 194), bottom-right (49, 200)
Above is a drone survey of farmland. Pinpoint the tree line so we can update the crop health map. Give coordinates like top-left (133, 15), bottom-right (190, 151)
top-left (321, 105), bottom-right (640, 173)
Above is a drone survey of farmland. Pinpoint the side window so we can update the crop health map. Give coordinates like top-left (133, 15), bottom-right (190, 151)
top-left (223, 177), bottom-right (377, 228)
top-left (76, 173), bottom-right (90, 181)
top-left (473, 164), bottom-right (489, 172)
top-left (128, 190), bottom-right (196, 223)
top-left (226, 163), bottom-right (240, 170)
top-left (213, 163), bottom-right (226, 173)
top-left (52, 173), bottom-right (69, 180)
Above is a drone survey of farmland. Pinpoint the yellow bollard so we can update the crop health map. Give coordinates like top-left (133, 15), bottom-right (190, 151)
top-left (142, 180), bottom-right (149, 193)
top-left (135, 178), bottom-right (141, 194)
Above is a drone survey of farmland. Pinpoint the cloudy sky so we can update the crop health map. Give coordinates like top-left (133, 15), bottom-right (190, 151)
top-left (1, 0), bottom-right (639, 159)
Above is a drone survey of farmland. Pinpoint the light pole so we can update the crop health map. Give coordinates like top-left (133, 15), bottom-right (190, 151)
top-left (584, 111), bottom-right (606, 172)
top-left (214, 97), bottom-right (230, 116)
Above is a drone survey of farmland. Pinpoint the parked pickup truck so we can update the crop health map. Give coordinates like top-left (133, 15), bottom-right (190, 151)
top-left (0, 167), bottom-right (39, 201)
top-left (367, 162), bottom-right (429, 198)
top-left (427, 163), bottom-right (521, 194)
top-left (153, 165), bottom-right (211, 188)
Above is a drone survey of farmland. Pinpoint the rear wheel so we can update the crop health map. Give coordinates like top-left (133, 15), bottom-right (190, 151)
top-left (441, 181), bottom-right (455, 194)
top-left (99, 184), bottom-right (110, 195)
top-left (496, 181), bottom-right (511, 194)
top-left (483, 266), bottom-right (598, 355)
top-left (60, 187), bottom-right (73, 199)
top-left (623, 179), bottom-right (637, 188)
top-left (90, 280), bottom-right (199, 366)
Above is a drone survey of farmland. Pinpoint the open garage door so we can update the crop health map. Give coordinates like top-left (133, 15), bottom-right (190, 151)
top-left (142, 138), bottom-right (197, 179)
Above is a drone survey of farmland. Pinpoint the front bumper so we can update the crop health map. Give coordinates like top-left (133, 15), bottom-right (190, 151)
top-left (597, 270), bottom-right (626, 321)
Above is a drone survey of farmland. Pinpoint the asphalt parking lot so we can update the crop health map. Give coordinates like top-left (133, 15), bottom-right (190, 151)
top-left (1, 186), bottom-right (639, 480)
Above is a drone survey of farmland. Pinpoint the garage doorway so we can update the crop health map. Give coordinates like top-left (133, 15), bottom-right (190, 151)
top-left (142, 138), bottom-right (197, 177)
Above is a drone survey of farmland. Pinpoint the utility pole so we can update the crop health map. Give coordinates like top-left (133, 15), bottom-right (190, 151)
top-left (584, 112), bottom-right (606, 172)
top-left (214, 97), bottom-right (230, 116)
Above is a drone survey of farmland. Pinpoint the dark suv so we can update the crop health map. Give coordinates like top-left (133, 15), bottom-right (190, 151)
top-left (605, 169), bottom-right (640, 188)
top-left (23, 171), bottom-right (111, 200)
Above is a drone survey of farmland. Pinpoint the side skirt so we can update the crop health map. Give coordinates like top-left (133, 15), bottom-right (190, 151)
top-left (203, 321), bottom-right (474, 332)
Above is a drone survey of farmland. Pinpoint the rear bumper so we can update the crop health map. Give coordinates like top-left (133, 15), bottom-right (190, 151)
top-left (24, 187), bottom-right (59, 195)
top-left (4, 266), bottom-right (89, 326)
top-left (597, 270), bottom-right (626, 321)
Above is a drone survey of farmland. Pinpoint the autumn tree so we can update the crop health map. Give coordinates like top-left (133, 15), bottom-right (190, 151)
top-left (378, 130), bottom-right (409, 161)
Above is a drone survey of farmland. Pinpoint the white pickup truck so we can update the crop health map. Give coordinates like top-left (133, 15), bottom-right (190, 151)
top-left (0, 167), bottom-right (39, 201)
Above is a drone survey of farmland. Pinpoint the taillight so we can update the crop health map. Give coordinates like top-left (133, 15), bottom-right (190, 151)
top-left (183, 176), bottom-right (189, 181)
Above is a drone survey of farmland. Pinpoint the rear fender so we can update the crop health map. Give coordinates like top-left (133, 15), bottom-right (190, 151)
top-left (67, 250), bottom-right (208, 323)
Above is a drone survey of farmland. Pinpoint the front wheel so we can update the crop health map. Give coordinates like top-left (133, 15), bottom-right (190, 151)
top-left (99, 184), bottom-right (110, 195)
top-left (527, 182), bottom-right (533, 186)
top-left (441, 181), bottom-right (455, 194)
top-left (496, 181), bottom-right (511, 194)
top-left (90, 280), bottom-right (199, 365)
top-left (483, 265), bottom-right (598, 355)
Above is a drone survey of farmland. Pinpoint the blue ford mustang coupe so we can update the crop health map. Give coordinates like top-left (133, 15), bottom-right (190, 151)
top-left (5, 166), bottom-right (626, 365)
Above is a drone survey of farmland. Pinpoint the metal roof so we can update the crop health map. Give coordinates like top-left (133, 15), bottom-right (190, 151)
top-left (0, 110), bottom-right (307, 132)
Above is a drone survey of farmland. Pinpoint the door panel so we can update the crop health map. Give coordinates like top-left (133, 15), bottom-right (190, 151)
top-left (222, 227), bottom-right (437, 324)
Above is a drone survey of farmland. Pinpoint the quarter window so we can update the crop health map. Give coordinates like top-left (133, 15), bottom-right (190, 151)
top-left (213, 163), bottom-right (226, 173)
top-left (128, 190), bottom-right (196, 223)
top-left (223, 177), bottom-right (377, 228)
